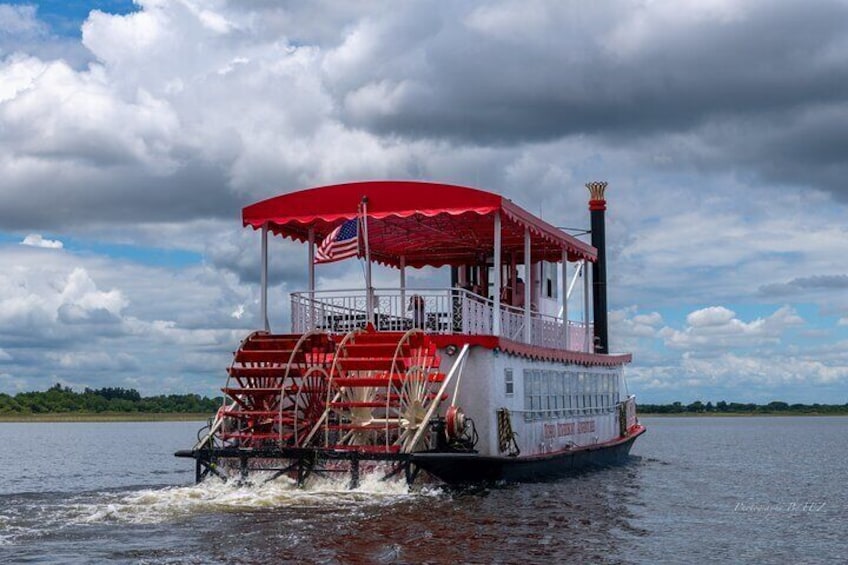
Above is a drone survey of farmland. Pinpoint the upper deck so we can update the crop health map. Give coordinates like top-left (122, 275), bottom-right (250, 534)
top-left (245, 180), bottom-right (629, 363)
top-left (291, 286), bottom-right (592, 350)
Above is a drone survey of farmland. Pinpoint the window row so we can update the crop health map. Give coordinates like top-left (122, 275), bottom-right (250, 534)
top-left (522, 369), bottom-right (620, 420)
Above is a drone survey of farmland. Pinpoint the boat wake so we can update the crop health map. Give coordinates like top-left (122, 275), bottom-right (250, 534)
top-left (0, 471), bottom-right (443, 546)
top-left (78, 472), bottom-right (439, 524)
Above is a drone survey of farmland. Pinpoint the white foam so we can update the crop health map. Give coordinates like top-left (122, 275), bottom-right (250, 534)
top-left (72, 469), bottom-right (444, 525)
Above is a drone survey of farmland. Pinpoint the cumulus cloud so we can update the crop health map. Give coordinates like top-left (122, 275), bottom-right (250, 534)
top-left (0, 260), bottom-right (127, 347)
top-left (2, 0), bottom-right (848, 234)
top-left (686, 306), bottom-right (735, 328)
top-left (628, 349), bottom-right (848, 403)
top-left (0, 244), bottom-right (253, 394)
top-left (0, 4), bottom-right (47, 39)
top-left (660, 305), bottom-right (804, 351)
top-left (0, 4), bottom-right (91, 66)
top-left (610, 307), bottom-right (663, 343)
top-left (1, 0), bottom-right (847, 401)
top-left (20, 233), bottom-right (63, 248)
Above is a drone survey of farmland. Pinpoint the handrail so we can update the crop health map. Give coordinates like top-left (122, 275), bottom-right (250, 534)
top-left (405, 343), bottom-right (471, 453)
top-left (290, 286), bottom-right (593, 353)
top-left (193, 407), bottom-right (227, 450)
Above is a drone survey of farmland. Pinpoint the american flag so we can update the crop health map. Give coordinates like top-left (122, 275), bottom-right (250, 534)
top-left (314, 218), bottom-right (360, 263)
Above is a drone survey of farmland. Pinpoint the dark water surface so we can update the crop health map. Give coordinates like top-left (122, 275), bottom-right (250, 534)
top-left (1, 417), bottom-right (845, 564)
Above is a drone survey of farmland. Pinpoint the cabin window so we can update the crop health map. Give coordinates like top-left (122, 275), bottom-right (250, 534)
top-left (578, 373), bottom-right (586, 412)
top-left (553, 371), bottom-right (564, 417)
top-left (523, 369), bottom-right (547, 420)
top-left (612, 373), bottom-right (620, 405)
top-left (505, 368), bottom-right (514, 396)
top-left (596, 376), bottom-right (603, 413)
top-left (541, 262), bottom-right (557, 299)
top-left (595, 376), bottom-right (602, 413)
top-left (534, 370), bottom-right (545, 420)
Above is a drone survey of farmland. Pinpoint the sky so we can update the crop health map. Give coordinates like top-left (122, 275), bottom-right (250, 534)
top-left (1, 0), bottom-right (847, 404)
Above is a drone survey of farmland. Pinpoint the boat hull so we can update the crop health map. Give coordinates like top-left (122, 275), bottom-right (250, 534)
top-left (411, 425), bottom-right (646, 484)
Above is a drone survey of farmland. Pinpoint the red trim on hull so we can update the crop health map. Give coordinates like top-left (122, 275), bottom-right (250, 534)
top-left (430, 335), bottom-right (632, 366)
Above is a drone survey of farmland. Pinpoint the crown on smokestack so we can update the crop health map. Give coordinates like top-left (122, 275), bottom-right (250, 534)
top-left (586, 181), bottom-right (608, 211)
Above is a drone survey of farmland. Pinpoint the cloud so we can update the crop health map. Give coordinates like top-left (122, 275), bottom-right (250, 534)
top-left (2, 0), bottom-right (847, 237)
top-left (686, 306), bottom-right (735, 328)
top-left (660, 305), bottom-right (804, 351)
top-left (0, 244), bottom-right (253, 394)
top-left (759, 275), bottom-right (848, 297)
top-left (628, 348), bottom-right (848, 403)
top-left (1, 1), bottom-right (847, 403)
top-left (315, 1), bottom-right (848, 199)
top-left (0, 4), bottom-right (47, 39)
top-left (20, 233), bottom-right (63, 249)
top-left (0, 4), bottom-right (91, 66)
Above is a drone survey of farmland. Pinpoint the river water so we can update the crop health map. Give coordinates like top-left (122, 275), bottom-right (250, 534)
top-left (0, 417), bottom-right (845, 564)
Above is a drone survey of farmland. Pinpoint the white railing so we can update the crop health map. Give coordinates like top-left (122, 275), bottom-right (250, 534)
top-left (290, 287), bottom-right (592, 351)
top-left (567, 320), bottom-right (591, 351)
top-left (625, 395), bottom-right (638, 428)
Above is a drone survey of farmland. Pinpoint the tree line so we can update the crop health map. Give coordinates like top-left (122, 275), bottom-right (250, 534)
top-left (639, 400), bottom-right (848, 415)
top-left (0, 384), bottom-right (222, 414)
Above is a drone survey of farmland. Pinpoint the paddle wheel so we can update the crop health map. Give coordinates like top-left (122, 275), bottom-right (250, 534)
top-left (218, 330), bottom-right (335, 448)
top-left (314, 329), bottom-right (446, 454)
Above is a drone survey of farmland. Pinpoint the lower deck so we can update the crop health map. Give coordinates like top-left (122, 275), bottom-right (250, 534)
top-left (177, 328), bottom-right (641, 486)
top-left (441, 342), bottom-right (637, 458)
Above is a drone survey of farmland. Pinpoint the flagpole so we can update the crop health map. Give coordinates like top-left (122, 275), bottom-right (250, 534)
top-left (361, 196), bottom-right (374, 326)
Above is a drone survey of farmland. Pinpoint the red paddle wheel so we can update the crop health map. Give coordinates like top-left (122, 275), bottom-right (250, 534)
top-left (219, 330), bottom-right (335, 448)
top-left (313, 329), bottom-right (446, 454)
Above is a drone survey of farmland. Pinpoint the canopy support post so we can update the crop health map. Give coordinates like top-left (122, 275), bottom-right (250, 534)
top-left (400, 255), bottom-right (406, 323)
top-left (562, 250), bottom-right (568, 350)
top-left (308, 228), bottom-right (315, 332)
top-left (260, 223), bottom-right (270, 332)
top-left (510, 253), bottom-right (517, 302)
top-left (493, 212), bottom-right (502, 337)
top-left (524, 226), bottom-right (531, 344)
top-left (308, 228), bottom-right (315, 293)
top-left (583, 259), bottom-right (591, 352)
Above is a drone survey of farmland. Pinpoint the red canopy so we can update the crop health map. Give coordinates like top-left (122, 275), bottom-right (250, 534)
top-left (242, 181), bottom-right (596, 268)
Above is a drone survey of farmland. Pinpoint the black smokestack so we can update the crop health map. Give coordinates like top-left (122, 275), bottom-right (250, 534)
top-left (587, 181), bottom-right (609, 354)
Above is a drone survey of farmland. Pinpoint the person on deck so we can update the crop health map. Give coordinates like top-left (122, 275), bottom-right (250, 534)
top-left (409, 295), bottom-right (425, 328)
top-left (514, 278), bottom-right (525, 308)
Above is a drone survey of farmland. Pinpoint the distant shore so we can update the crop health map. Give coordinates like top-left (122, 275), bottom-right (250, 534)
top-left (4, 411), bottom-right (847, 423)
top-left (0, 412), bottom-right (212, 423)
top-left (639, 411), bottom-right (848, 417)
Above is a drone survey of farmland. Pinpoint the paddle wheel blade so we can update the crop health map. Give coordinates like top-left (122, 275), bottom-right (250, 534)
top-left (320, 329), bottom-right (447, 454)
top-left (218, 331), bottom-right (334, 448)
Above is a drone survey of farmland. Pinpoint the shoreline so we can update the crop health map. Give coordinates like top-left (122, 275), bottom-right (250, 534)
top-left (639, 412), bottom-right (848, 417)
top-left (0, 412), bottom-right (212, 423)
top-left (3, 412), bottom-right (846, 422)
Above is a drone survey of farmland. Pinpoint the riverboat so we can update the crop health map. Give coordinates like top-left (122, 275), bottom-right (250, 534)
top-left (176, 180), bottom-right (645, 486)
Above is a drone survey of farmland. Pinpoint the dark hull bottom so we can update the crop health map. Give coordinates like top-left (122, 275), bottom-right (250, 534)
top-left (176, 426), bottom-right (646, 486)
top-left (411, 426), bottom-right (646, 485)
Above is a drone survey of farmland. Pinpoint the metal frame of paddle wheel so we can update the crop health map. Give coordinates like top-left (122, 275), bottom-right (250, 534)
top-left (179, 329), bottom-right (473, 487)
